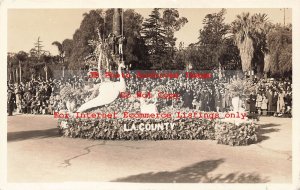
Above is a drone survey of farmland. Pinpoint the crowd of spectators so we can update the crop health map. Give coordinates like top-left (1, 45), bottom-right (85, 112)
top-left (7, 71), bottom-right (292, 117)
top-left (7, 76), bottom-right (85, 116)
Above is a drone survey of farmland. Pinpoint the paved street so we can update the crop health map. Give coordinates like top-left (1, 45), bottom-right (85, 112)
top-left (7, 115), bottom-right (292, 183)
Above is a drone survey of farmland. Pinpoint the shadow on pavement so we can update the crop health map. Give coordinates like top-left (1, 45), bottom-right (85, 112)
top-left (112, 158), bottom-right (269, 183)
top-left (8, 128), bottom-right (60, 142)
top-left (257, 123), bottom-right (281, 143)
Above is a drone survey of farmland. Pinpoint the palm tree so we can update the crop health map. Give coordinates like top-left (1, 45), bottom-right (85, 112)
top-left (232, 12), bottom-right (254, 74)
top-left (52, 41), bottom-right (64, 63)
top-left (264, 24), bottom-right (292, 77)
top-left (251, 13), bottom-right (269, 77)
top-left (232, 12), bottom-right (269, 77)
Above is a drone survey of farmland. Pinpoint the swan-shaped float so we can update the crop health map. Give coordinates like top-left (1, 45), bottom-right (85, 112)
top-left (76, 62), bottom-right (126, 112)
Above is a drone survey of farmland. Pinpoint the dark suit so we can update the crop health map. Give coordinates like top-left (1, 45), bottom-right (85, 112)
top-left (266, 90), bottom-right (273, 115)
top-left (202, 91), bottom-right (210, 111)
top-left (249, 94), bottom-right (256, 113)
top-left (7, 91), bottom-right (16, 116)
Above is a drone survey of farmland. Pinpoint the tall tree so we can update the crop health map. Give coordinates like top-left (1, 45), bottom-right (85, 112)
top-left (7, 54), bottom-right (18, 82)
top-left (173, 41), bottom-right (187, 70)
top-left (250, 13), bottom-right (269, 76)
top-left (231, 12), bottom-right (253, 73)
top-left (197, 9), bottom-right (230, 70)
top-left (67, 9), bottom-right (146, 70)
top-left (141, 8), bottom-right (167, 69)
top-left (264, 24), bottom-right (292, 77)
top-left (161, 9), bottom-right (188, 60)
top-left (68, 9), bottom-right (105, 69)
top-left (62, 39), bottom-right (74, 63)
top-left (16, 51), bottom-right (28, 83)
top-left (232, 12), bottom-right (269, 76)
top-left (123, 9), bottom-right (148, 68)
top-left (52, 41), bottom-right (64, 63)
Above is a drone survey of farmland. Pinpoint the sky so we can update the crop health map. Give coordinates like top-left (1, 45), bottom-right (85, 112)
top-left (7, 8), bottom-right (292, 55)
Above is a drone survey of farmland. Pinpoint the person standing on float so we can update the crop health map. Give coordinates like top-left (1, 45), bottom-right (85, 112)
top-left (118, 35), bottom-right (125, 55)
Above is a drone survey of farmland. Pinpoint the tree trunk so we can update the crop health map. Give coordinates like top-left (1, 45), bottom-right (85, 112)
top-left (98, 46), bottom-right (102, 80)
top-left (15, 68), bottom-right (18, 83)
top-left (9, 70), bottom-right (12, 82)
top-left (12, 70), bottom-right (14, 83)
top-left (62, 66), bottom-right (65, 78)
top-left (19, 61), bottom-right (22, 83)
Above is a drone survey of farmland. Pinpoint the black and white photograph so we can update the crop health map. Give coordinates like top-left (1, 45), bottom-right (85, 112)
top-left (1, 0), bottom-right (300, 190)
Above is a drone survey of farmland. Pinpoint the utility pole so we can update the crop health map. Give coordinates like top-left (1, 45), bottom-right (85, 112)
top-left (284, 8), bottom-right (286, 27)
top-left (112, 9), bottom-right (122, 36)
top-left (281, 8), bottom-right (286, 27)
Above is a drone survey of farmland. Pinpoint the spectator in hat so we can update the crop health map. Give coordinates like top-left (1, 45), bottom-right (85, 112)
top-left (271, 91), bottom-right (278, 116)
top-left (261, 94), bottom-right (268, 116)
top-left (248, 91), bottom-right (256, 114)
top-left (23, 88), bottom-right (32, 114)
top-left (256, 92), bottom-right (262, 115)
top-left (15, 85), bottom-right (22, 113)
top-left (266, 88), bottom-right (273, 116)
top-left (284, 91), bottom-right (292, 117)
top-left (277, 89), bottom-right (286, 116)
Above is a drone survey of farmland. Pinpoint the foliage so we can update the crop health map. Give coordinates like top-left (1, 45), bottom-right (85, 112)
top-left (59, 85), bottom-right (91, 101)
top-left (7, 49), bottom-right (59, 82)
top-left (185, 9), bottom-right (241, 71)
top-left (215, 121), bottom-right (258, 146)
top-left (232, 12), bottom-right (269, 75)
top-left (264, 24), bottom-right (292, 77)
top-left (185, 9), bottom-right (240, 70)
top-left (226, 78), bottom-right (256, 98)
top-left (67, 9), bottom-right (147, 69)
top-left (7, 9), bottom-right (292, 78)
top-left (68, 10), bottom-right (105, 69)
top-left (62, 39), bottom-right (74, 63)
top-left (141, 8), bottom-right (167, 69)
top-left (123, 9), bottom-right (148, 68)
top-left (57, 117), bottom-right (258, 146)
top-left (59, 86), bottom-right (75, 100)
top-left (52, 41), bottom-right (67, 63)
top-left (198, 9), bottom-right (229, 69)
top-left (16, 51), bottom-right (29, 63)
top-left (232, 12), bottom-right (254, 72)
top-left (141, 8), bottom-right (187, 69)
top-left (172, 42), bottom-right (187, 70)
top-left (162, 9), bottom-right (188, 49)
top-left (161, 8), bottom-right (188, 69)
top-left (219, 38), bottom-right (242, 70)
top-left (58, 118), bottom-right (215, 140)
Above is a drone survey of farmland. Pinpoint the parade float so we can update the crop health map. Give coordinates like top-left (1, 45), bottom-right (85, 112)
top-left (57, 9), bottom-right (258, 146)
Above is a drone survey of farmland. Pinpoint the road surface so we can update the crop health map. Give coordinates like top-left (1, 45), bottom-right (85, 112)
top-left (7, 115), bottom-right (292, 183)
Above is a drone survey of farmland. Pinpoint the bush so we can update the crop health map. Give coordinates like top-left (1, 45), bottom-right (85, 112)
top-left (215, 121), bottom-right (258, 146)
